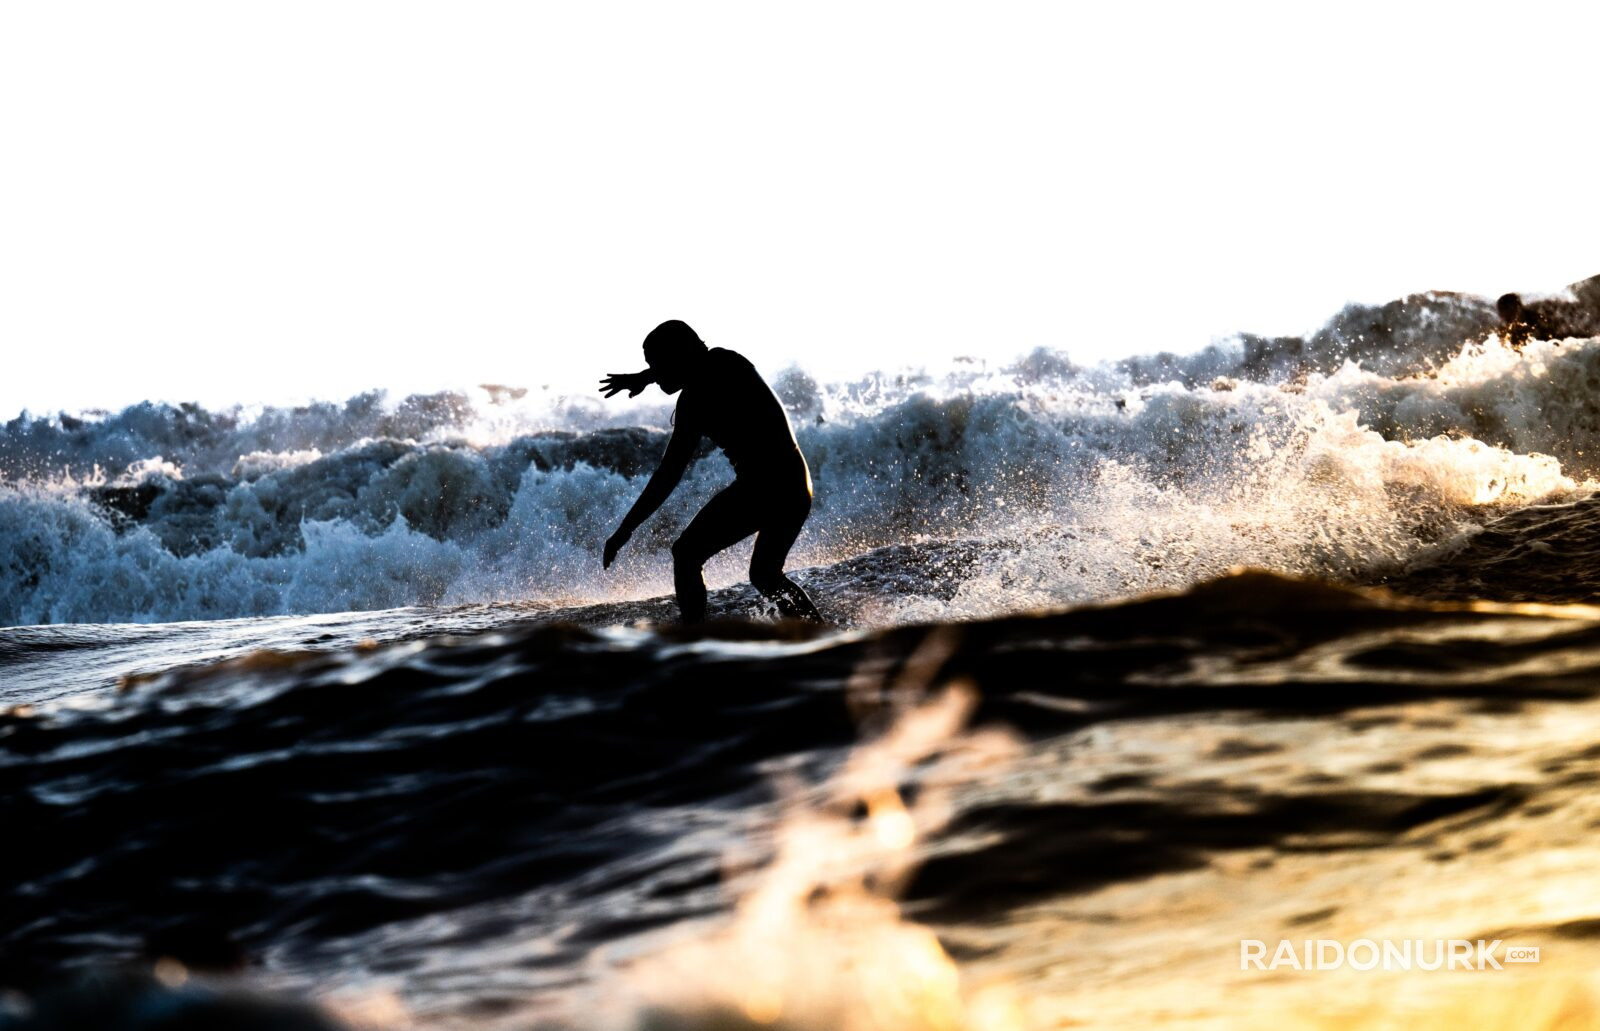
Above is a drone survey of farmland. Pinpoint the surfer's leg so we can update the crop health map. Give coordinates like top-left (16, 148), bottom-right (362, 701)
top-left (749, 491), bottom-right (822, 621)
top-left (671, 483), bottom-right (760, 622)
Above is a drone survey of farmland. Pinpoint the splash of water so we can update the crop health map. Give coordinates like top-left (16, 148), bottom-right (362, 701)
top-left (589, 638), bottom-right (1025, 1031)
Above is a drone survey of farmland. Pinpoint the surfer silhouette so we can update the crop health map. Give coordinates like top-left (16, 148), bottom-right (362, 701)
top-left (1497, 291), bottom-right (1599, 350)
top-left (1497, 293), bottom-right (1540, 350)
top-left (599, 319), bottom-right (823, 623)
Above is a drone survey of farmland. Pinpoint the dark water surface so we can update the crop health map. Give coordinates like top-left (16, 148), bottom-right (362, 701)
top-left (8, 571), bottom-right (1600, 1028)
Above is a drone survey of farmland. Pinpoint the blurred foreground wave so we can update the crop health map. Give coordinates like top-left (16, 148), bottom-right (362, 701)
top-left (10, 572), bottom-right (1600, 1027)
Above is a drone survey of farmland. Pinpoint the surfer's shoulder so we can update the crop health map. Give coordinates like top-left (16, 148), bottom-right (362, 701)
top-left (706, 346), bottom-right (761, 381)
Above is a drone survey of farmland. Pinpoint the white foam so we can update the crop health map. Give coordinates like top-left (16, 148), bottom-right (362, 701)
top-left (1, 333), bottom-right (1593, 626)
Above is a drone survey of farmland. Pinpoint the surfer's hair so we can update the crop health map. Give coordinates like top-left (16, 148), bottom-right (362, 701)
top-left (643, 320), bottom-right (707, 365)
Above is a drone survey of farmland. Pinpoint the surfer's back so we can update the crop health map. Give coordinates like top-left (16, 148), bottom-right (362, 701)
top-left (675, 347), bottom-right (801, 475)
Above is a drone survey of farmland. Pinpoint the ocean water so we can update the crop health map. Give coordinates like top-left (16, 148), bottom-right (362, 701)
top-left (6, 280), bottom-right (1600, 1030)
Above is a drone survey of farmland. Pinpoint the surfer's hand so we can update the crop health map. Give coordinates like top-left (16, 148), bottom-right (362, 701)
top-left (603, 529), bottom-right (630, 569)
top-left (599, 371), bottom-right (652, 399)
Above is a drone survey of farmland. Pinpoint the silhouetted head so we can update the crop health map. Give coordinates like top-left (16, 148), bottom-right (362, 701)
top-left (643, 320), bottom-right (708, 394)
top-left (1497, 293), bottom-right (1524, 322)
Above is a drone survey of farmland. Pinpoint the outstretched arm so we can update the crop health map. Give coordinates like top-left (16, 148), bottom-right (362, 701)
top-left (603, 425), bottom-right (697, 568)
top-left (599, 369), bottom-right (655, 398)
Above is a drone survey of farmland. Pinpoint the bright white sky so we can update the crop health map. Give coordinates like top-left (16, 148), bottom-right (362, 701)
top-left (2, 1), bottom-right (1597, 419)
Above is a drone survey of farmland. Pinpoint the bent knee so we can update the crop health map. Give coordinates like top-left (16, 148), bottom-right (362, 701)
top-left (748, 564), bottom-right (786, 592)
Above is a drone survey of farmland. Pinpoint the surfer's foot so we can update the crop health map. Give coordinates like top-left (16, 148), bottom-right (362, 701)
top-left (757, 577), bottom-right (823, 623)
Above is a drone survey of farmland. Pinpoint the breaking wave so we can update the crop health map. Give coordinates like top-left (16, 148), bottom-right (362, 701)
top-left (3, 282), bottom-right (1597, 626)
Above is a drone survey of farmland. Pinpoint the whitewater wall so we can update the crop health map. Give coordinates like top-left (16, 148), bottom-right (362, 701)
top-left (2, 286), bottom-right (1597, 626)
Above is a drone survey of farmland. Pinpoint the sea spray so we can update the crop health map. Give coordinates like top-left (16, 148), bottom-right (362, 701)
top-left (2, 330), bottom-right (1594, 625)
top-left (590, 634), bottom-right (1028, 1031)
